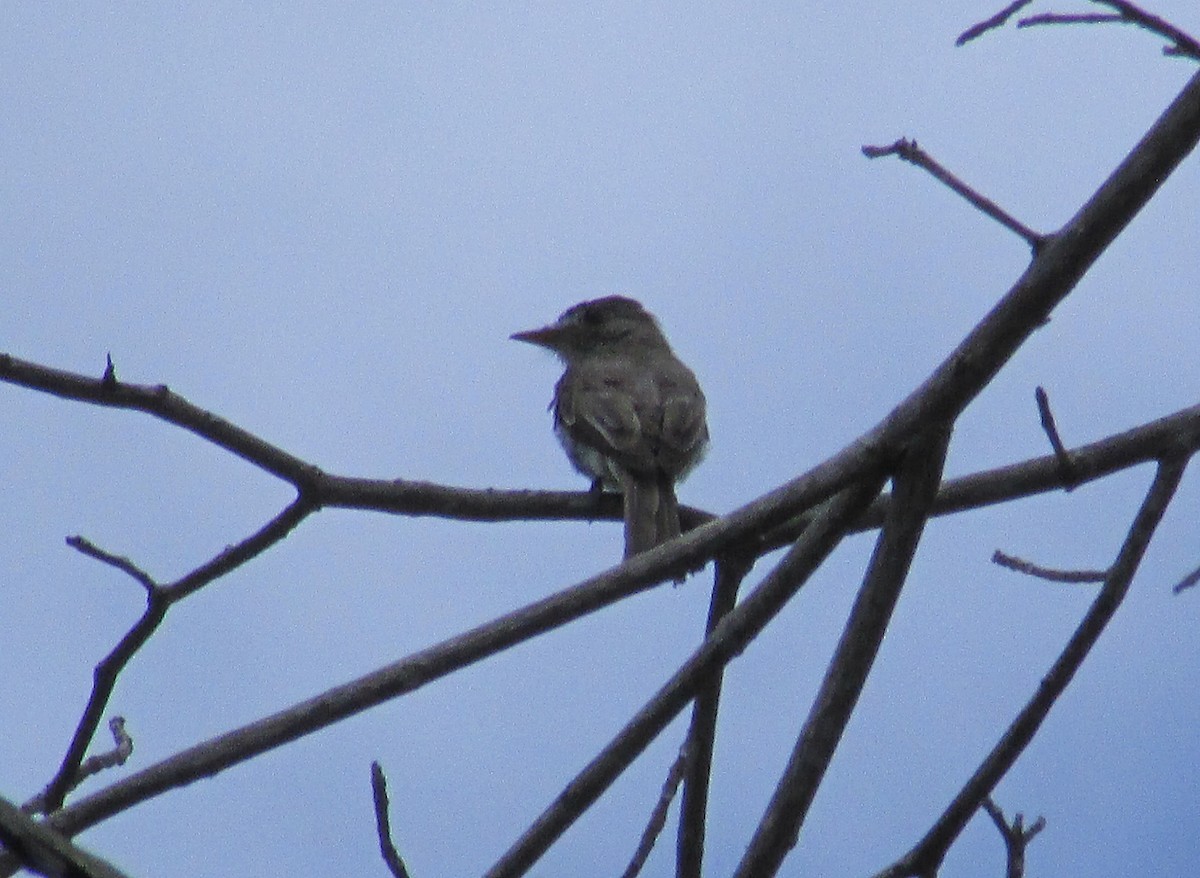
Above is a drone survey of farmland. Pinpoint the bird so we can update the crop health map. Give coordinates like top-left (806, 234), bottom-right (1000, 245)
top-left (512, 296), bottom-right (708, 558)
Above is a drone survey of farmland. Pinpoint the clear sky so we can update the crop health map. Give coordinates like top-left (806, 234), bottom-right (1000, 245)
top-left (2, 4), bottom-right (1198, 876)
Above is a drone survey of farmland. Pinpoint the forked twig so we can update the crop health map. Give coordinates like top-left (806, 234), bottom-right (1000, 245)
top-left (23, 718), bottom-right (134, 816)
top-left (982, 797), bottom-right (1046, 878)
top-left (33, 498), bottom-right (314, 815)
top-left (1019, 1), bottom-right (1200, 61)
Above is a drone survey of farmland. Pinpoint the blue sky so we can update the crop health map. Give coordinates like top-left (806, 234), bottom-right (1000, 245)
top-left (2, 4), bottom-right (1198, 876)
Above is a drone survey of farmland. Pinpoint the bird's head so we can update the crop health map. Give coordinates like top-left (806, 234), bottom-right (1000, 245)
top-left (511, 296), bottom-right (669, 360)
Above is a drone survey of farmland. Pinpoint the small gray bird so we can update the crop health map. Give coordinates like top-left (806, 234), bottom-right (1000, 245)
top-left (512, 296), bottom-right (708, 558)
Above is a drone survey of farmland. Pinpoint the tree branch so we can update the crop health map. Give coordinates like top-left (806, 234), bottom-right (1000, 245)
top-left (982, 797), bottom-right (1045, 878)
top-left (483, 477), bottom-right (888, 878)
top-left (734, 427), bottom-right (951, 878)
top-left (620, 743), bottom-right (690, 878)
top-left (861, 138), bottom-right (1046, 248)
top-left (873, 453), bottom-right (1189, 878)
top-left (675, 551), bottom-right (754, 878)
top-left (1019, 1), bottom-right (1200, 61)
top-left (370, 762), bottom-right (412, 878)
top-left (0, 795), bottom-right (129, 878)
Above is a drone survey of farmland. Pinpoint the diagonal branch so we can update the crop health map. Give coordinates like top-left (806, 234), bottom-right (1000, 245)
top-left (958, 1), bottom-right (1037, 45)
top-left (620, 742), bottom-right (691, 878)
top-left (872, 453), bottom-right (1189, 878)
top-left (862, 138), bottom-right (1046, 248)
top-left (733, 426), bottom-right (952, 878)
top-left (483, 475), bottom-right (888, 878)
top-left (0, 795), bottom-right (130, 878)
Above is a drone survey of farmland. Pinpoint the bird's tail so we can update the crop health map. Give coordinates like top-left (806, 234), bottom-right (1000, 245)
top-left (621, 474), bottom-right (681, 558)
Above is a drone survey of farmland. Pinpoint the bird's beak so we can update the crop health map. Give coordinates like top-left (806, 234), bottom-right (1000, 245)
top-left (510, 325), bottom-right (562, 349)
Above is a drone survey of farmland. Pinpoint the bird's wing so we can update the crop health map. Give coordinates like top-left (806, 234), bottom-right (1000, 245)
top-left (560, 386), bottom-right (643, 456)
top-left (661, 394), bottom-right (708, 458)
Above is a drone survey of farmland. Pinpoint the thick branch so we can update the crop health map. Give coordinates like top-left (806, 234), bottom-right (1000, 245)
top-left (0, 795), bottom-right (129, 878)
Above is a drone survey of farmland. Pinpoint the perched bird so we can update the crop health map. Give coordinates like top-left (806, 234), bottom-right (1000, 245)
top-left (512, 296), bottom-right (708, 557)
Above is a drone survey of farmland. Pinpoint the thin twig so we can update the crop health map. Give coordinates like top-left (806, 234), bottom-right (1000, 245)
top-left (620, 744), bottom-right (691, 878)
top-left (1035, 386), bottom-right (1079, 488)
top-left (862, 138), bottom-right (1047, 249)
top-left (66, 536), bottom-right (158, 595)
top-left (1021, 12), bottom-right (1121, 25)
top-left (958, 0), bottom-right (1036, 45)
top-left (100, 353), bottom-right (117, 390)
top-left (1172, 562), bottom-right (1200, 593)
top-left (982, 797), bottom-right (1046, 878)
top-left (370, 762), bottom-right (412, 878)
top-left (993, 550), bottom-right (1108, 583)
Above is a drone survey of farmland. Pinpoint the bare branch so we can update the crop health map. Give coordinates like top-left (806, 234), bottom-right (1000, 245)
top-left (982, 797), bottom-right (1046, 878)
top-left (34, 497), bottom-right (313, 815)
top-left (735, 427), bottom-right (951, 878)
top-left (958, 1), bottom-right (1037, 45)
top-left (620, 744), bottom-right (690, 878)
top-left (22, 719), bottom-right (133, 817)
top-left (1019, 1), bottom-right (1200, 61)
top-left (370, 762), bottom-right (412, 878)
top-left (862, 138), bottom-right (1046, 249)
top-left (1034, 386), bottom-right (1079, 488)
top-left (65, 537), bottom-right (158, 595)
top-left (0, 794), bottom-right (130, 878)
top-left (483, 477), bottom-right (887, 878)
top-left (992, 550), bottom-right (1108, 582)
top-left (676, 552), bottom-right (754, 878)
top-left (873, 454), bottom-right (1189, 878)
top-left (1172, 562), bottom-right (1200, 593)
top-left (0, 353), bottom-right (319, 487)
top-left (1021, 12), bottom-right (1121, 26)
